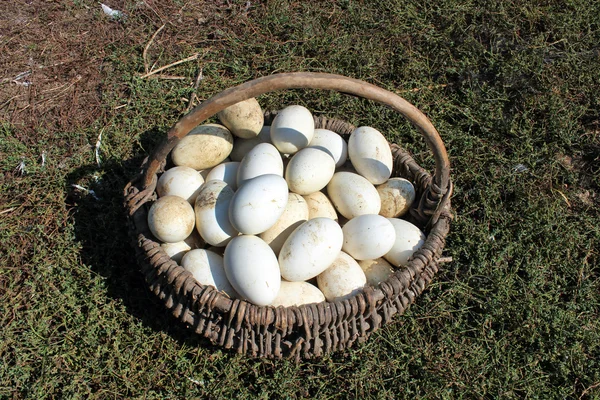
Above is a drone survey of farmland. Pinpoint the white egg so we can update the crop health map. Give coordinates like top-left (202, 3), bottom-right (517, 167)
top-left (259, 193), bottom-right (309, 255)
top-left (285, 148), bottom-right (336, 195)
top-left (181, 249), bottom-right (237, 298)
top-left (317, 251), bottom-right (366, 302)
top-left (205, 162), bottom-right (240, 190)
top-left (279, 218), bottom-right (344, 282)
top-left (308, 128), bottom-right (348, 167)
top-left (237, 143), bottom-right (284, 187)
top-left (229, 174), bottom-right (289, 235)
top-left (348, 126), bottom-right (393, 184)
top-left (303, 191), bottom-right (338, 221)
top-left (270, 281), bottom-right (325, 307)
top-left (194, 180), bottom-right (239, 247)
top-left (160, 240), bottom-right (191, 264)
top-left (148, 195), bottom-right (195, 243)
top-left (217, 97), bottom-right (264, 139)
top-left (171, 124), bottom-right (233, 170)
top-left (384, 218), bottom-right (426, 266)
top-left (156, 166), bottom-right (205, 204)
top-left (342, 214), bottom-right (396, 260)
top-left (326, 172), bottom-right (381, 219)
top-left (358, 258), bottom-right (395, 286)
top-left (229, 125), bottom-right (272, 162)
top-left (270, 105), bottom-right (314, 154)
top-left (377, 178), bottom-right (416, 218)
top-left (224, 235), bottom-right (281, 306)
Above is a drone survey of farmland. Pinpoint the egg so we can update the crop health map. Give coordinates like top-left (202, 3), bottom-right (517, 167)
top-left (259, 193), bottom-right (309, 255)
top-left (171, 124), bottom-right (233, 170)
top-left (285, 148), bottom-right (336, 195)
top-left (279, 217), bottom-right (344, 282)
top-left (377, 178), bottom-right (416, 218)
top-left (316, 251), bottom-right (366, 302)
top-left (237, 143), bottom-right (284, 187)
top-left (229, 125), bottom-right (272, 162)
top-left (148, 195), bottom-right (195, 243)
top-left (205, 161), bottom-right (240, 190)
top-left (156, 166), bottom-right (205, 204)
top-left (308, 128), bottom-right (348, 167)
top-left (341, 214), bottom-right (396, 260)
top-left (326, 172), bottom-right (381, 219)
top-left (348, 126), bottom-right (393, 184)
top-left (160, 240), bottom-right (191, 264)
top-left (303, 191), bottom-right (338, 221)
top-left (229, 174), bottom-right (289, 235)
top-left (217, 97), bottom-right (264, 139)
top-left (270, 281), bottom-right (326, 307)
top-left (384, 218), bottom-right (426, 266)
top-left (181, 249), bottom-right (237, 298)
top-left (358, 258), bottom-right (395, 286)
top-left (194, 180), bottom-right (239, 247)
top-left (270, 105), bottom-right (314, 154)
top-left (224, 235), bottom-right (281, 306)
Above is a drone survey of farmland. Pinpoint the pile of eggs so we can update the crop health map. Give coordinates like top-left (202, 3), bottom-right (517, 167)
top-left (148, 98), bottom-right (426, 307)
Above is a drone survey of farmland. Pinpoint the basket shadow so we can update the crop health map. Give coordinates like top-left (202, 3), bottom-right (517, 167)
top-left (66, 127), bottom-right (221, 351)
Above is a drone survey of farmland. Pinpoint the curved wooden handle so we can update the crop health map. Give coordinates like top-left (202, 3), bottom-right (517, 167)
top-left (142, 72), bottom-right (450, 196)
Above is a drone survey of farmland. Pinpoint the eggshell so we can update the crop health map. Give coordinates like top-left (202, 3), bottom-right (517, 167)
top-left (348, 126), bottom-right (393, 184)
top-left (205, 162), bottom-right (240, 190)
top-left (308, 128), bottom-right (348, 167)
top-left (358, 258), bottom-right (395, 286)
top-left (317, 251), bottom-right (366, 302)
top-left (156, 166), bottom-right (205, 204)
top-left (259, 193), bottom-right (309, 255)
top-left (148, 195), bottom-right (195, 243)
top-left (384, 218), bottom-right (426, 266)
top-left (160, 240), bottom-right (191, 264)
top-left (237, 143), bottom-right (284, 187)
top-left (217, 97), bottom-right (264, 139)
top-left (181, 249), bottom-right (237, 298)
top-left (270, 105), bottom-right (314, 154)
top-left (303, 191), bottom-right (338, 221)
top-left (194, 180), bottom-right (239, 246)
top-left (270, 281), bottom-right (325, 307)
top-left (230, 125), bottom-right (272, 162)
top-left (171, 124), bottom-right (233, 170)
top-left (326, 172), bottom-right (381, 219)
top-left (341, 214), bottom-right (396, 260)
top-left (229, 174), bottom-right (289, 235)
top-left (224, 235), bottom-right (281, 305)
top-left (377, 178), bottom-right (416, 218)
top-left (285, 148), bottom-right (336, 195)
top-left (279, 218), bottom-right (344, 282)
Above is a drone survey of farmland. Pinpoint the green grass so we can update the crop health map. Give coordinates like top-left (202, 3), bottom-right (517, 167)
top-left (1, 0), bottom-right (599, 398)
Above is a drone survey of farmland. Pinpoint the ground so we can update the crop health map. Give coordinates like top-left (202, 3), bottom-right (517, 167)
top-left (1, 0), bottom-right (599, 398)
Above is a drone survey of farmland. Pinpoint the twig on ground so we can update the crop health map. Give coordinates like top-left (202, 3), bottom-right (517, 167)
top-left (143, 24), bottom-right (166, 74)
top-left (139, 53), bottom-right (200, 79)
top-left (0, 207), bottom-right (17, 215)
top-left (71, 184), bottom-right (100, 200)
top-left (95, 129), bottom-right (103, 167)
top-left (147, 75), bottom-right (187, 80)
top-left (14, 159), bottom-right (26, 176)
top-left (41, 152), bottom-right (46, 168)
top-left (580, 382), bottom-right (600, 400)
top-left (186, 67), bottom-right (204, 112)
top-left (438, 257), bottom-right (453, 263)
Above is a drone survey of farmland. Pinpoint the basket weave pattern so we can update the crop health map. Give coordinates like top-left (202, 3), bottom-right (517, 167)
top-left (124, 73), bottom-right (452, 360)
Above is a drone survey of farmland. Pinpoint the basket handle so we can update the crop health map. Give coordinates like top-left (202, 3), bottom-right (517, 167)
top-left (141, 72), bottom-right (450, 204)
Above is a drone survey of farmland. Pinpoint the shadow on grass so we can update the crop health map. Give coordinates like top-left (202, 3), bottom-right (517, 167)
top-left (66, 127), bottom-right (223, 353)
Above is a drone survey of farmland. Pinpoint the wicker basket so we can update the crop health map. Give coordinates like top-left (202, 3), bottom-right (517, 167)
top-left (124, 72), bottom-right (453, 360)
